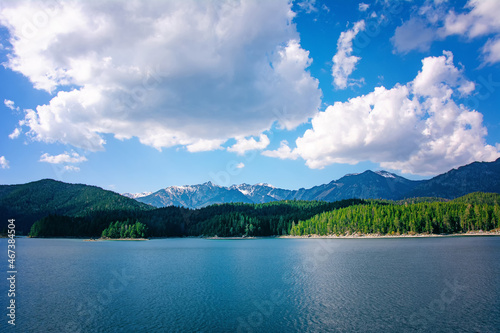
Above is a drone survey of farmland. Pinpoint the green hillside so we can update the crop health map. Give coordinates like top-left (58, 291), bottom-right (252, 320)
top-left (0, 179), bottom-right (153, 234)
top-left (452, 192), bottom-right (500, 205)
top-left (185, 199), bottom-right (366, 237)
top-left (290, 192), bottom-right (500, 236)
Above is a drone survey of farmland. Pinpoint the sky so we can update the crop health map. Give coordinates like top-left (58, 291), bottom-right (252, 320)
top-left (1, 0), bottom-right (500, 194)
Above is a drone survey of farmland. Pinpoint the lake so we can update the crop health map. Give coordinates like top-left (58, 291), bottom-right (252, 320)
top-left (2, 236), bottom-right (499, 332)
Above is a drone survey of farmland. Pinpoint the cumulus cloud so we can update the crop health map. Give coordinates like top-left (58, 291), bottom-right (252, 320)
top-left (39, 152), bottom-right (87, 164)
top-left (227, 134), bottom-right (270, 156)
top-left (412, 51), bottom-right (475, 97)
top-left (287, 51), bottom-right (499, 175)
top-left (0, 0), bottom-right (321, 152)
top-left (236, 162), bottom-right (245, 169)
top-left (262, 140), bottom-right (298, 160)
top-left (0, 156), bottom-right (9, 169)
top-left (332, 20), bottom-right (365, 89)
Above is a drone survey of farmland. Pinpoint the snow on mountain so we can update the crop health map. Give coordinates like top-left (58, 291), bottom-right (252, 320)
top-left (122, 192), bottom-right (152, 199)
top-left (375, 171), bottom-right (396, 178)
top-left (255, 183), bottom-right (275, 188)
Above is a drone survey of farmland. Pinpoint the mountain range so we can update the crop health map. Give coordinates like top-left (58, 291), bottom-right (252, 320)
top-left (2, 158), bottom-right (500, 234)
top-left (123, 158), bottom-right (500, 209)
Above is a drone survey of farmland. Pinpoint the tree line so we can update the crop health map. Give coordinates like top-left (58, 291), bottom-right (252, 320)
top-left (28, 199), bottom-right (364, 237)
top-left (290, 199), bottom-right (500, 236)
top-left (28, 193), bottom-right (500, 238)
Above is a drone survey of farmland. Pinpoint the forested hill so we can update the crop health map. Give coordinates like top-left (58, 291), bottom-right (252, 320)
top-left (28, 199), bottom-right (366, 238)
top-left (0, 179), bottom-right (153, 233)
top-left (290, 192), bottom-right (500, 236)
top-left (449, 192), bottom-right (500, 206)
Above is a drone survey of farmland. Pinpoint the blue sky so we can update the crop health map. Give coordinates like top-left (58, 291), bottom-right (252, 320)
top-left (1, 0), bottom-right (500, 194)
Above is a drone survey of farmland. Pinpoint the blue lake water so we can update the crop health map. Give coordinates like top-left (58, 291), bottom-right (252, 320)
top-left (1, 236), bottom-right (499, 332)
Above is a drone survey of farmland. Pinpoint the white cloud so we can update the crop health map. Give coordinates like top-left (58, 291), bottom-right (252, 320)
top-left (227, 134), bottom-right (270, 156)
top-left (482, 37), bottom-right (500, 65)
top-left (8, 128), bottom-right (21, 139)
top-left (0, 156), bottom-right (9, 169)
top-left (441, 0), bottom-right (500, 39)
top-left (393, 0), bottom-right (500, 64)
top-left (4, 99), bottom-right (18, 111)
top-left (262, 140), bottom-right (298, 160)
top-left (0, 1), bottom-right (321, 152)
top-left (440, 0), bottom-right (500, 64)
top-left (359, 3), bottom-right (370, 12)
top-left (391, 17), bottom-right (437, 54)
top-left (236, 162), bottom-right (245, 169)
top-left (412, 50), bottom-right (475, 98)
top-left (186, 139), bottom-right (224, 153)
top-left (39, 152), bottom-right (87, 164)
top-left (332, 20), bottom-right (365, 89)
top-left (287, 51), bottom-right (499, 175)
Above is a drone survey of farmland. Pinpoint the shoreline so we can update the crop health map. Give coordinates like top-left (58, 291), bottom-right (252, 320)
top-left (84, 237), bottom-right (149, 241)
top-left (205, 230), bottom-right (500, 240)
top-left (24, 230), bottom-right (500, 241)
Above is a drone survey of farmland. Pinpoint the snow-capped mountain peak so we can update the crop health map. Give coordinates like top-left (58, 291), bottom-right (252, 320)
top-left (124, 168), bottom-right (423, 209)
top-left (121, 159), bottom-right (500, 209)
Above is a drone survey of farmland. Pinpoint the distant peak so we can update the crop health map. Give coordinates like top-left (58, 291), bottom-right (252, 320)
top-left (122, 191), bottom-right (152, 199)
top-left (201, 181), bottom-right (224, 188)
top-left (231, 183), bottom-right (250, 188)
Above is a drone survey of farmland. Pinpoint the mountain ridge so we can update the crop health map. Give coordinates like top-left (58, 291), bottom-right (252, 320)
top-left (125, 158), bottom-right (500, 209)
